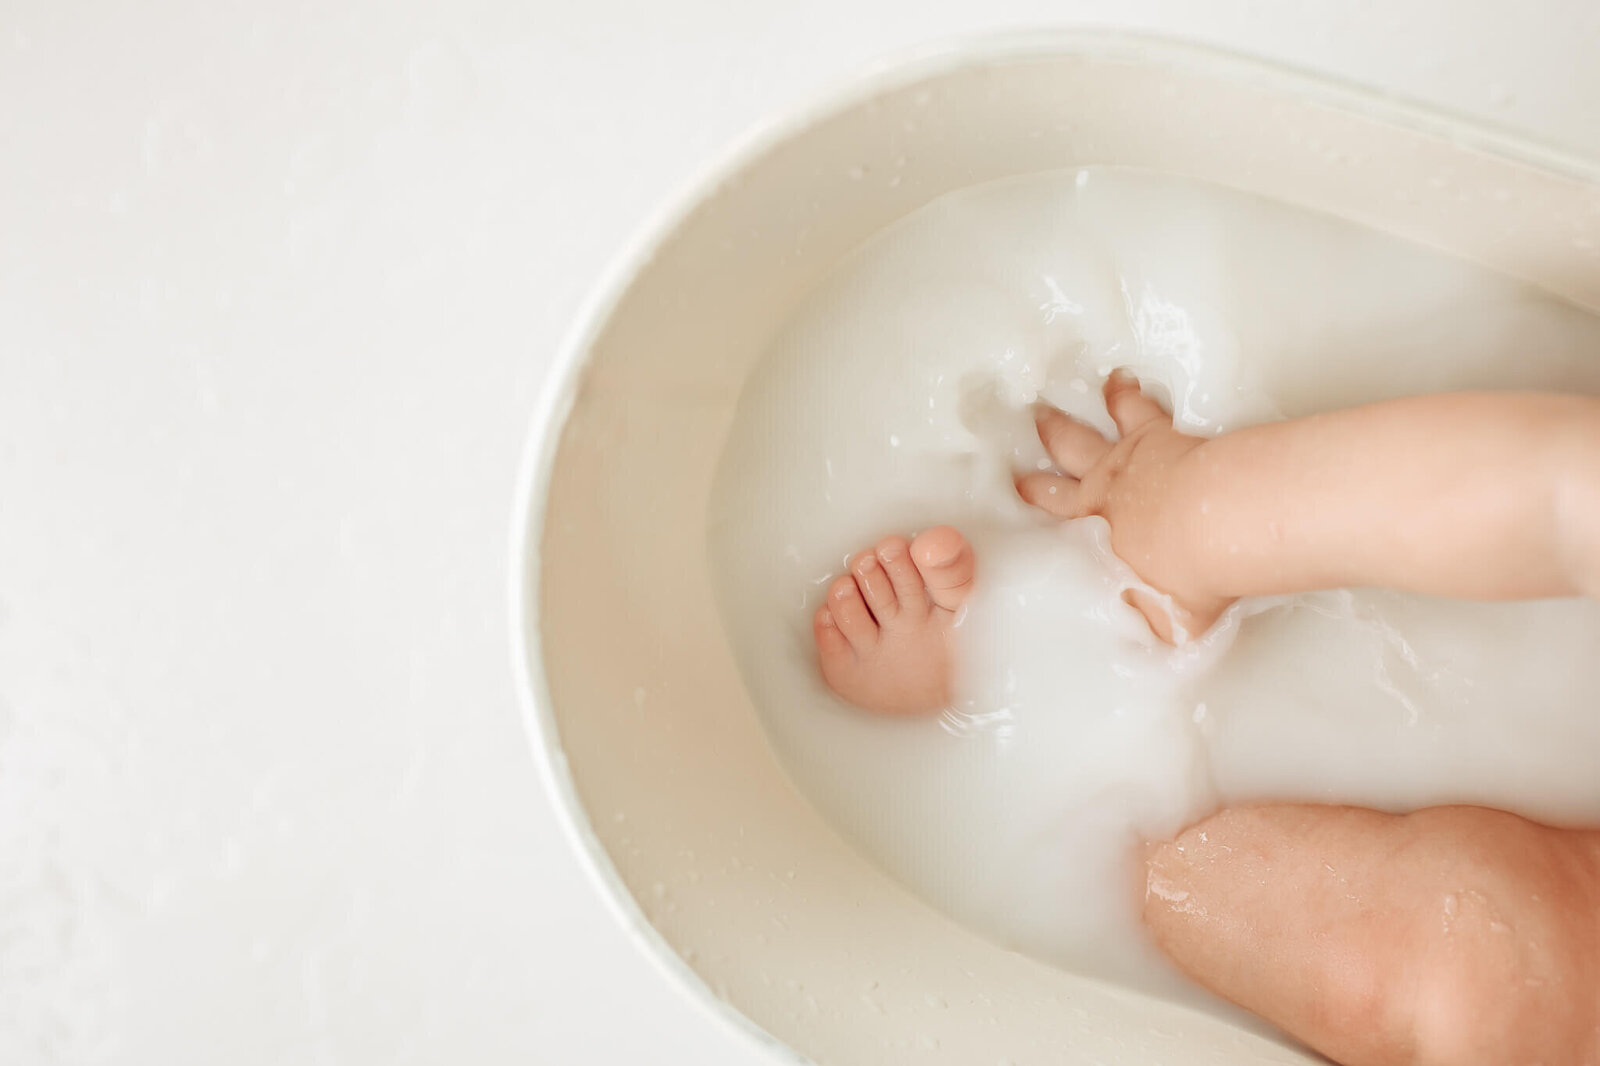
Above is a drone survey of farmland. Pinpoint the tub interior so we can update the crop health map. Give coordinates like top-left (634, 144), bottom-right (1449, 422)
top-left (528, 36), bottom-right (1600, 1066)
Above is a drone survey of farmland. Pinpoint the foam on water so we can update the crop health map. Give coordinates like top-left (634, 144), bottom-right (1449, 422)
top-left (707, 167), bottom-right (1600, 1009)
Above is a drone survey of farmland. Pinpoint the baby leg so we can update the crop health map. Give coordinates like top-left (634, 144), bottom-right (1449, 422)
top-left (1145, 803), bottom-right (1600, 1066)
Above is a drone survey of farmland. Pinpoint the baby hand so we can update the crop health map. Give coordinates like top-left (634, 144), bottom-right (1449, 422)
top-left (1017, 371), bottom-right (1231, 640)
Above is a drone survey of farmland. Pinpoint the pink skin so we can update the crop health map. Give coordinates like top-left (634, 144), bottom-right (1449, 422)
top-left (813, 527), bottom-right (974, 716)
top-left (812, 371), bottom-right (1190, 719)
top-left (810, 370), bottom-right (1600, 1065)
top-left (1146, 804), bottom-right (1600, 1066)
top-left (1014, 370), bottom-right (1208, 641)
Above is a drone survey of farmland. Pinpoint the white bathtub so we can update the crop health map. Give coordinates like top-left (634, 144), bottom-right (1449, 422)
top-left (513, 31), bottom-right (1600, 1066)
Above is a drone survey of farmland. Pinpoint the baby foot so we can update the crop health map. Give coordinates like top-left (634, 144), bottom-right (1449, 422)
top-left (812, 526), bottom-right (976, 715)
top-left (1015, 371), bottom-right (1225, 641)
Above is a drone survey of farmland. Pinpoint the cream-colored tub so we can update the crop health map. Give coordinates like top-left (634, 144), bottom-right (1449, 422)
top-left (512, 32), bottom-right (1600, 1066)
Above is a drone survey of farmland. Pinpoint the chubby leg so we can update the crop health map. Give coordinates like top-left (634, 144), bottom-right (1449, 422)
top-left (813, 526), bottom-right (976, 715)
top-left (1145, 803), bottom-right (1600, 1066)
top-left (1019, 373), bottom-right (1600, 637)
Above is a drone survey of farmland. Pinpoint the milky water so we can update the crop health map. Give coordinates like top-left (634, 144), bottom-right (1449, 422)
top-left (706, 168), bottom-right (1600, 1008)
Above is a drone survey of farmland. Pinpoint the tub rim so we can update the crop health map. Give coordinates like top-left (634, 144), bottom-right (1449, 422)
top-left (507, 27), bottom-right (1600, 1064)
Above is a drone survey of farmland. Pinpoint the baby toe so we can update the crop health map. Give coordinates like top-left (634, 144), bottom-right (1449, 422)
top-left (852, 550), bottom-right (899, 622)
top-left (828, 573), bottom-right (879, 649)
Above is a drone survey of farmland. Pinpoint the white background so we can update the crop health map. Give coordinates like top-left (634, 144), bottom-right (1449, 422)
top-left (4, 1), bottom-right (1599, 1063)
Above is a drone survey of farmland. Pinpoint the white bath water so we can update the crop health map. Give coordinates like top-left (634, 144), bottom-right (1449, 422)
top-left (707, 168), bottom-right (1600, 1009)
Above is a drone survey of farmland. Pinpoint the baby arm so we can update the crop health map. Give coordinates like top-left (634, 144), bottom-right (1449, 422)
top-left (1020, 372), bottom-right (1600, 635)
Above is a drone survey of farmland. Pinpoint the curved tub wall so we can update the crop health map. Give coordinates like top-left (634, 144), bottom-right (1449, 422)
top-left (526, 35), bottom-right (1600, 1066)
